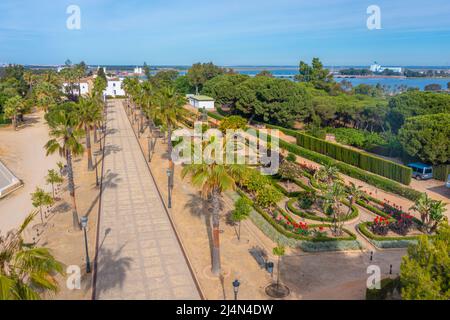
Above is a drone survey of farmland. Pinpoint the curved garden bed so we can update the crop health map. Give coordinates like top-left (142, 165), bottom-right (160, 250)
top-left (358, 222), bottom-right (421, 249)
top-left (286, 197), bottom-right (359, 223)
top-left (236, 189), bottom-right (362, 251)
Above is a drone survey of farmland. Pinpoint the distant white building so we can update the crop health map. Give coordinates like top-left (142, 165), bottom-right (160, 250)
top-left (187, 95), bottom-right (215, 110)
top-left (134, 67), bottom-right (143, 74)
top-left (370, 62), bottom-right (403, 74)
top-left (62, 79), bottom-right (92, 96)
top-left (104, 78), bottom-right (125, 97)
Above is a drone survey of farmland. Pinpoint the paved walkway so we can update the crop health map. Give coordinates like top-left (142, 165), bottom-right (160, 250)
top-left (93, 100), bottom-right (200, 300)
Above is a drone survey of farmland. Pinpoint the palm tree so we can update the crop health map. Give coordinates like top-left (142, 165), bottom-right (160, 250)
top-left (0, 213), bottom-right (64, 300)
top-left (33, 82), bottom-right (60, 113)
top-left (77, 96), bottom-right (102, 171)
top-left (273, 244), bottom-right (286, 289)
top-left (31, 187), bottom-right (54, 224)
top-left (46, 169), bottom-right (63, 199)
top-left (4, 96), bottom-right (24, 130)
top-left (347, 182), bottom-right (364, 214)
top-left (44, 104), bottom-right (84, 230)
top-left (182, 162), bottom-right (246, 276)
top-left (314, 165), bottom-right (341, 188)
top-left (154, 87), bottom-right (186, 186)
top-left (324, 181), bottom-right (347, 236)
top-left (410, 193), bottom-right (446, 234)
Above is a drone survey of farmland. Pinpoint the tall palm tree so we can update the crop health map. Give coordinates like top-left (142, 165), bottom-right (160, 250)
top-left (347, 182), bottom-right (364, 214)
top-left (77, 96), bottom-right (102, 171)
top-left (4, 95), bottom-right (24, 130)
top-left (410, 193), bottom-right (446, 234)
top-left (0, 213), bottom-right (64, 300)
top-left (154, 87), bottom-right (186, 186)
top-left (44, 104), bottom-right (84, 230)
top-left (182, 161), bottom-right (245, 276)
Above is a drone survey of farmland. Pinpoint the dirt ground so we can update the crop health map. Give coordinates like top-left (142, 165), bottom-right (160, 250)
top-left (0, 112), bottom-right (60, 233)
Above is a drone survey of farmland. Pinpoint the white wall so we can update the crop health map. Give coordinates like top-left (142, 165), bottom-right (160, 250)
top-left (104, 79), bottom-right (125, 97)
top-left (62, 82), bottom-right (90, 96)
top-left (188, 98), bottom-right (215, 109)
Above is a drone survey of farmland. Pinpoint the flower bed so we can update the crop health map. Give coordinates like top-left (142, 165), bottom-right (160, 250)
top-left (358, 222), bottom-right (421, 249)
top-left (237, 189), bottom-right (357, 243)
top-left (287, 197), bottom-right (359, 222)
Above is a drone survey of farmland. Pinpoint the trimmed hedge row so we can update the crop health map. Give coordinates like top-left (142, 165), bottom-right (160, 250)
top-left (279, 139), bottom-right (422, 201)
top-left (295, 133), bottom-right (411, 185)
top-left (250, 118), bottom-right (411, 185)
top-left (433, 164), bottom-right (450, 181)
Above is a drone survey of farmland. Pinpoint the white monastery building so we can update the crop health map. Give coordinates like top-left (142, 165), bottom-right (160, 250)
top-left (104, 78), bottom-right (125, 97)
top-left (369, 62), bottom-right (403, 74)
top-left (187, 95), bottom-right (215, 110)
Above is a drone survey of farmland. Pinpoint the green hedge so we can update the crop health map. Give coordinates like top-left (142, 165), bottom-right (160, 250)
top-left (295, 132), bottom-right (411, 185)
top-left (206, 111), bottom-right (224, 121)
top-left (433, 164), bottom-right (450, 181)
top-left (279, 138), bottom-right (422, 201)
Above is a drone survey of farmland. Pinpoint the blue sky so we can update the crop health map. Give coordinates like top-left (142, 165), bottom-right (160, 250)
top-left (0, 0), bottom-right (449, 66)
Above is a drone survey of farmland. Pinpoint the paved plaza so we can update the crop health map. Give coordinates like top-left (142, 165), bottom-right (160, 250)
top-left (93, 100), bottom-right (200, 300)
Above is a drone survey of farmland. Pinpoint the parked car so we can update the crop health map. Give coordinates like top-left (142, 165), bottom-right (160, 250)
top-left (407, 163), bottom-right (433, 180)
top-left (446, 174), bottom-right (450, 188)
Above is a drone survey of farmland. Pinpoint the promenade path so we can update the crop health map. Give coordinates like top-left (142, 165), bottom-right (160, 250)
top-left (93, 100), bottom-right (200, 300)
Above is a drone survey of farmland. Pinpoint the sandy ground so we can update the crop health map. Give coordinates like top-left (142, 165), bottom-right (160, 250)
top-left (0, 112), bottom-right (60, 234)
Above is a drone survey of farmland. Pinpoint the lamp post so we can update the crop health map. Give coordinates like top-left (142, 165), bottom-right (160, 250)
top-left (95, 156), bottom-right (99, 187)
top-left (232, 279), bottom-right (240, 301)
top-left (80, 216), bottom-right (91, 273)
top-left (166, 168), bottom-right (172, 208)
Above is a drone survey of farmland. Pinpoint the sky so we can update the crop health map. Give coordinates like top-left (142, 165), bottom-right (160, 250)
top-left (0, 0), bottom-right (449, 66)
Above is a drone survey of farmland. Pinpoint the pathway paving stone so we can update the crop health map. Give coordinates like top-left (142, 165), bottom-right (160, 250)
top-left (93, 100), bottom-right (200, 300)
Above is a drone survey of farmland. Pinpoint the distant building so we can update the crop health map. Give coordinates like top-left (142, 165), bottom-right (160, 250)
top-left (187, 95), bottom-right (215, 110)
top-left (370, 62), bottom-right (402, 74)
top-left (134, 67), bottom-right (143, 75)
top-left (62, 77), bottom-right (93, 96)
top-left (104, 78), bottom-right (125, 97)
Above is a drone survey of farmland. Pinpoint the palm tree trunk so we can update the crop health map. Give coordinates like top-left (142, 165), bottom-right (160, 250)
top-left (13, 115), bottom-right (17, 130)
top-left (66, 150), bottom-right (80, 230)
top-left (85, 125), bottom-right (93, 171)
top-left (277, 256), bottom-right (281, 289)
top-left (51, 182), bottom-right (55, 199)
top-left (93, 124), bottom-right (98, 143)
top-left (238, 221), bottom-right (241, 241)
top-left (211, 190), bottom-right (221, 276)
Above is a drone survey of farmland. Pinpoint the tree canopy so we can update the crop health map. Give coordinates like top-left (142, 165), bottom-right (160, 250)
top-left (398, 113), bottom-right (450, 165)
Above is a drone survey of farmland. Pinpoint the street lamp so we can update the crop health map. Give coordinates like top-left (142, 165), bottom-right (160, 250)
top-left (80, 216), bottom-right (91, 274)
top-left (95, 156), bottom-right (99, 187)
top-left (232, 279), bottom-right (240, 301)
top-left (166, 168), bottom-right (172, 208)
